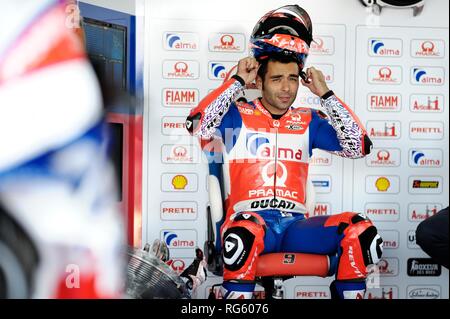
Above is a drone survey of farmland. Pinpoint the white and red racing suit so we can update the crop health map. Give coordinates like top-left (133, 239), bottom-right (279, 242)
top-left (186, 75), bottom-right (382, 299)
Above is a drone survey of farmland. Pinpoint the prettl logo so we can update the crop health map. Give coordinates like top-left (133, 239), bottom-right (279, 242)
top-left (367, 121), bottom-right (400, 139)
top-left (163, 60), bottom-right (198, 79)
top-left (161, 116), bottom-right (190, 136)
top-left (294, 286), bottom-right (330, 299)
top-left (408, 286), bottom-right (441, 299)
top-left (162, 230), bottom-right (196, 249)
top-left (161, 202), bottom-right (197, 221)
top-left (412, 39), bottom-right (444, 57)
top-left (408, 203), bottom-right (441, 222)
top-left (369, 39), bottom-right (401, 57)
top-left (367, 93), bottom-right (401, 111)
top-left (408, 258), bottom-right (441, 276)
top-left (368, 66), bottom-right (401, 84)
top-left (164, 32), bottom-right (198, 51)
top-left (163, 88), bottom-right (199, 107)
top-left (409, 149), bottom-right (442, 167)
top-left (411, 67), bottom-right (444, 85)
top-left (310, 36), bottom-right (334, 55)
top-left (409, 122), bottom-right (444, 139)
top-left (208, 61), bottom-right (235, 80)
top-left (364, 203), bottom-right (399, 222)
top-left (410, 94), bottom-right (443, 112)
top-left (366, 148), bottom-right (400, 167)
top-left (209, 33), bottom-right (244, 52)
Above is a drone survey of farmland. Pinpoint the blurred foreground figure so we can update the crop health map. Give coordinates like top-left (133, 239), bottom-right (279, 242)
top-left (0, 0), bottom-right (125, 298)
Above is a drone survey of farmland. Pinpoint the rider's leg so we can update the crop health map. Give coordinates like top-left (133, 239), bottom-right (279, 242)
top-left (281, 212), bottom-right (383, 299)
top-left (220, 212), bottom-right (267, 299)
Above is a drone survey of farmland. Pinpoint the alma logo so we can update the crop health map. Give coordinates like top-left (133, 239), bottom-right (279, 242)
top-left (409, 149), bottom-right (442, 167)
top-left (411, 67), bottom-right (444, 85)
top-left (314, 64), bottom-right (334, 83)
top-left (208, 61), bottom-right (236, 80)
top-left (378, 230), bottom-right (399, 249)
top-left (164, 32), bottom-right (198, 51)
top-left (369, 38), bottom-right (402, 57)
top-left (310, 150), bottom-right (332, 166)
top-left (161, 230), bottom-right (196, 249)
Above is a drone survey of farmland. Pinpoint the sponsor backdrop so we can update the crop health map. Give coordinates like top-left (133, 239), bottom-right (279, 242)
top-left (142, 0), bottom-right (449, 299)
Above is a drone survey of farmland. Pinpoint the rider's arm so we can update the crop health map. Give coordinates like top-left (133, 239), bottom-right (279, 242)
top-left (186, 75), bottom-right (244, 138)
top-left (315, 91), bottom-right (372, 158)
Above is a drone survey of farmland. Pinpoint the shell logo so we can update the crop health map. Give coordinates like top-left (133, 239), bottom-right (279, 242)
top-left (375, 177), bottom-right (390, 192)
top-left (172, 175), bottom-right (188, 189)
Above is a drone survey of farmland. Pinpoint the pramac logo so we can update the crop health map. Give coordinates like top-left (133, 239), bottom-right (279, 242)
top-left (163, 60), bottom-right (198, 79)
top-left (368, 66), bottom-right (401, 84)
top-left (262, 161), bottom-right (288, 187)
top-left (412, 39), bottom-right (444, 57)
top-left (310, 36), bottom-right (333, 55)
top-left (210, 33), bottom-right (244, 52)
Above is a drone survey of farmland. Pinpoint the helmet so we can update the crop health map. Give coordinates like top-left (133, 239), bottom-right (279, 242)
top-left (250, 5), bottom-right (313, 70)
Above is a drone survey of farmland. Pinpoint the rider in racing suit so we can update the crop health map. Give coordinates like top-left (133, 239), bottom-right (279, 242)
top-left (186, 5), bottom-right (383, 299)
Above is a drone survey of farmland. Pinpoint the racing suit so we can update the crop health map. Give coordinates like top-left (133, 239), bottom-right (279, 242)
top-left (187, 74), bottom-right (383, 299)
top-left (0, 0), bottom-right (125, 298)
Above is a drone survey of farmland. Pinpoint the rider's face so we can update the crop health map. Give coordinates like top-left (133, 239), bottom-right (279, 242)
top-left (257, 61), bottom-right (300, 115)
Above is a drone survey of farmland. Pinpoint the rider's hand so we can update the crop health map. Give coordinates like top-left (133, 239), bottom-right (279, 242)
top-left (236, 57), bottom-right (259, 85)
top-left (301, 67), bottom-right (330, 97)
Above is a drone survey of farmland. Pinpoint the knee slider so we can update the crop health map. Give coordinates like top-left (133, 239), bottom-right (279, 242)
top-left (343, 214), bottom-right (383, 266)
top-left (222, 226), bottom-right (256, 272)
top-left (357, 225), bottom-right (383, 266)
